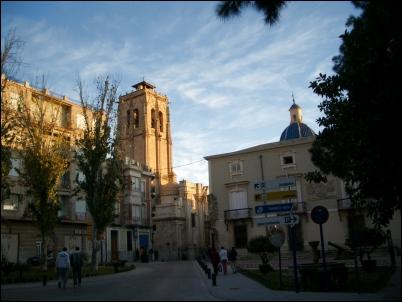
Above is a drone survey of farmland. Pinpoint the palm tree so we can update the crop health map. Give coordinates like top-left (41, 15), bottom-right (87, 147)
top-left (216, 0), bottom-right (288, 26)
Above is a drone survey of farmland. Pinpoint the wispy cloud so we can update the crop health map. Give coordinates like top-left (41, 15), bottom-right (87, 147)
top-left (2, 1), bottom-right (357, 185)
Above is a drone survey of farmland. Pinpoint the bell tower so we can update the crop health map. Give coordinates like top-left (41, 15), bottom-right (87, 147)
top-left (118, 81), bottom-right (176, 185)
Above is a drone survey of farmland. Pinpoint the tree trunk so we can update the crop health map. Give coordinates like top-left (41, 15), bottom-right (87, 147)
top-left (41, 234), bottom-right (48, 286)
top-left (91, 225), bottom-right (98, 271)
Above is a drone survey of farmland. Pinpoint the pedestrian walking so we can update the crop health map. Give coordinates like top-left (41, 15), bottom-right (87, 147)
top-left (70, 246), bottom-right (84, 287)
top-left (135, 248), bottom-right (140, 262)
top-left (209, 247), bottom-right (220, 275)
top-left (55, 247), bottom-right (70, 289)
top-left (219, 246), bottom-right (228, 275)
top-left (229, 247), bottom-right (238, 273)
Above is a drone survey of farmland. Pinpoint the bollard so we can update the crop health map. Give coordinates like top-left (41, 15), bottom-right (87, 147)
top-left (212, 273), bottom-right (217, 286)
top-left (207, 268), bottom-right (211, 279)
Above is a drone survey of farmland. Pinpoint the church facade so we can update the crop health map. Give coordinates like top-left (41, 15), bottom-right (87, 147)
top-left (205, 99), bottom-right (401, 255)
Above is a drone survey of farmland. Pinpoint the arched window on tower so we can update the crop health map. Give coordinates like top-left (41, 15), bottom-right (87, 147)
top-left (151, 109), bottom-right (156, 129)
top-left (133, 109), bottom-right (139, 129)
top-left (126, 110), bottom-right (131, 134)
top-left (159, 111), bottom-right (163, 132)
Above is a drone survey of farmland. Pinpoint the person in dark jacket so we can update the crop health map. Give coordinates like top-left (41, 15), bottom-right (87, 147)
top-left (229, 247), bottom-right (238, 273)
top-left (209, 247), bottom-right (220, 275)
top-left (70, 246), bottom-right (84, 287)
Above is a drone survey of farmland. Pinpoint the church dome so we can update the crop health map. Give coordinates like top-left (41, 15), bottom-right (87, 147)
top-left (279, 95), bottom-right (315, 141)
top-left (280, 122), bottom-right (315, 141)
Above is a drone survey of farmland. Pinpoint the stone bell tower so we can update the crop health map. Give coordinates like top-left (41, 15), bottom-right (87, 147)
top-left (118, 81), bottom-right (176, 185)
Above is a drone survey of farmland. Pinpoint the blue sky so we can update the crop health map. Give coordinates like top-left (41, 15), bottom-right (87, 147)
top-left (1, 1), bottom-right (359, 185)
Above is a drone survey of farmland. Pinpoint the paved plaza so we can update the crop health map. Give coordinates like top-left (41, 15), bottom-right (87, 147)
top-left (1, 257), bottom-right (400, 301)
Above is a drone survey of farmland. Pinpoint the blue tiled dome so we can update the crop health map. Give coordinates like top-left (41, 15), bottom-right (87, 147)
top-left (280, 122), bottom-right (315, 141)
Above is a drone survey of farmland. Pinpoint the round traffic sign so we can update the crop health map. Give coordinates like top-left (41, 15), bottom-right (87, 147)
top-left (269, 227), bottom-right (285, 248)
top-left (311, 206), bottom-right (329, 224)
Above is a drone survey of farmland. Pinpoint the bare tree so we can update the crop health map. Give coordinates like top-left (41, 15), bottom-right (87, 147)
top-left (1, 28), bottom-right (24, 207)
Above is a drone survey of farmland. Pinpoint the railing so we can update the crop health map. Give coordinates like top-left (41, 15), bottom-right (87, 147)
top-left (224, 208), bottom-right (252, 221)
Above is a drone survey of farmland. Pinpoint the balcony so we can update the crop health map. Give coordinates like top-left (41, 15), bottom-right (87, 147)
top-left (224, 208), bottom-right (252, 221)
top-left (337, 198), bottom-right (352, 210)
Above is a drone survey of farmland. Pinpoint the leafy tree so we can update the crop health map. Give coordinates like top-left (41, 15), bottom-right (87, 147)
top-left (75, 76), bottom-right (123, 271)
top-left (247, 235), bottom-right (277, 270)
top-left (15, 78), bottom-right (70, 274)
top-left (216, 1), bottom-right (287, 26)
top-left (346, 227), bottom-right (386, 264)
top-left (308, 2), bottom-right (401, 227)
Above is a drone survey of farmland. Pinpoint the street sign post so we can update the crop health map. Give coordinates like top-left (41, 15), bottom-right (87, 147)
top-left (255, 203), bottom-right (293, 214)
top-left (254, 190), bottom-right (297, 202)
top-left (254, 178), bottom-right (296, 192)
top-left (255, 215), bottom-right (299, 226)
top-left (311, 205), bottom-right (330, 291)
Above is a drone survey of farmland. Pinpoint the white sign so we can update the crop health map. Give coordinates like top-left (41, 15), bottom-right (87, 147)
top-left (265, 177), bottom-right (296, 190)
top-left (255, 214), bottom-right (299, 226)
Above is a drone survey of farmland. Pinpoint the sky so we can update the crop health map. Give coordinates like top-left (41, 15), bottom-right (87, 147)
top-left (1, 1), bottom-right (360, 185)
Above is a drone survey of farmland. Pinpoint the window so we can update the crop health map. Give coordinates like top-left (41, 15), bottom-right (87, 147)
top-left (126, 110), bottom-right (131, 134)
top-left (283, 156), bottom-right (294, 165)
top-left (281, 153), bottom-right (296, 167)
top-left (9, 91), bottom-right (20, 110)
top-left (159, 111), bottom-right (163, 132)
top-left (76, 113), bottom-right (86, 129)
top-left (229, 190), bottom-right (248, 210)
top-left (133, 177), bottom-right (141, 191)
top-left (133, 109), bottom-right (139, 128)
top-left (151, 109), bottom-right (156, 128)
top-left (9, 158), bottom-right (22, 177)
top-left (2, 194), bottom-right (20, 211)
top-left (75, 199), bottom-right (86, 220)
top-left (229, 160), bottom-right (243, 176)
top-left (57, 106), bottom-right (68, 127)
top-left (58, 195), bottom-right (70, 218)
top-left (36, 241), bottom-right (42, 257)
top-left (133, 205), bottom-right (141, 220)
top-left (114, 201), bottom-right (120, 216)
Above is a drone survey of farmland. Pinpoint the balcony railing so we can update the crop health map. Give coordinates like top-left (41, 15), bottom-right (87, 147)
top-left (337, 198), bottom-right (352, 210)
top-left (224, 208), bottom-right (252, 221)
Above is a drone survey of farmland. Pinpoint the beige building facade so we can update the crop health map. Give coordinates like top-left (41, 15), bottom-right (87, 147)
top-left (205, 100), bottom-right (401, 255)
top-left (1, 77), bottom-right (95, 263)
top-left (117, 81), bottom-right (209, 261)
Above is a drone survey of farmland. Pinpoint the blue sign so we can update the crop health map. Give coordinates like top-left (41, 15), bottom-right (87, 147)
top-left (255, 203), bottom-right (293, 214)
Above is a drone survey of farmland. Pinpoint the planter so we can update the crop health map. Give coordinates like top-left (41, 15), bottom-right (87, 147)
top-left (362, 260), bottom-right (377, 272)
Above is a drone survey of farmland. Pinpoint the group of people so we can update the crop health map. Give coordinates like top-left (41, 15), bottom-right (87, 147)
top-left (209, 246), bottom-right (237, 275)
top-left (55, 246), bottom-right (84, 289)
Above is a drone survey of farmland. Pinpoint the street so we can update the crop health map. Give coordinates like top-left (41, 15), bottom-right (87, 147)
top-left (1, 261), bottom-right (220, 301)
